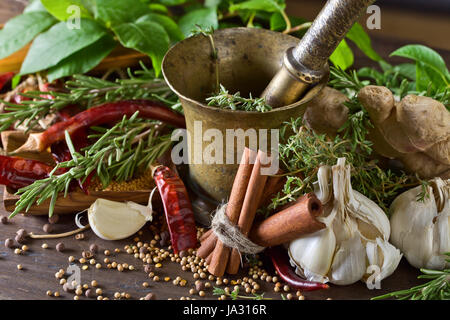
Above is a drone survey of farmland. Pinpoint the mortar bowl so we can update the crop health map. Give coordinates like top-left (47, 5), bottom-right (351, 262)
top-left (162, 27), bottom-right (327, 202)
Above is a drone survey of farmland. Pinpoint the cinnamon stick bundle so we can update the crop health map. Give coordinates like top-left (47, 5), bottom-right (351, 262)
top-left (208, 148), bottom-right (255, 276)
top-left (196, 148), bottom-right (325, 277)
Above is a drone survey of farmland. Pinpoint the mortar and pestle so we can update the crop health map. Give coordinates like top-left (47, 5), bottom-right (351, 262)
top-left (162, 0), bottom-right (375, 223)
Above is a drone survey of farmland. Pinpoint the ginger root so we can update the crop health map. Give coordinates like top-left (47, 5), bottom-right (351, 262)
top-left (303, 87), bottom-right (349, 135)
top-left (358, 85), bottom-right (450, 179)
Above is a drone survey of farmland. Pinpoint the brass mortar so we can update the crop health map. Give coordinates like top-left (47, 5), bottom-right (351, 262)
top-left (162, 27), bottom-right (327, 202)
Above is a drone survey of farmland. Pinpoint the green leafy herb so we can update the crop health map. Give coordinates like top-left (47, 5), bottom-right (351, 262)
top-left (372, 253), bottom-right (450, 300)
top-left (390, 44), bottom-right (450, 94)
top-left (178, 7), bottom-right (219, 37)
top-left (0, 11), bottom-right (57, 60)
top-left (0, 0), bottom-right (384, 80)
top-left (20, 19), bottom-right (107, 75)
top-left (0, 63), bottom-right (173, 132)
top-left (206, 84), bottom-right (272, 112)
top-left (346, 22), bottom-right (382, 62)
top-left (113, 20), bottom-right (169, 76)
top-left (272, 116), bottom-right (415, 213)
top-left (10, 114), bottom-right (172, 218)
top-left (47, 34), bottom-right (116, 82)
top-left (41, 0), bottom-right (92, 21)
top-left (213, 287), bottom-right (271, 300)
top-left (329, 39), bottom-right (354, 71)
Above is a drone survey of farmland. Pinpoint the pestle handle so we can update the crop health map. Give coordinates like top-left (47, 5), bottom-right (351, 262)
top-left (261, 0), bottom-right (375, 108)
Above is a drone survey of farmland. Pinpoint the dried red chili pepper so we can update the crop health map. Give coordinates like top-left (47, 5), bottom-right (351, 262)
top-left (266, 246), bottom-right (329, 291)
top-left (152, 165), bottom-right (197, 254)
top-left (14, 100), bottom-right (186, 154)
top-left (0, 155), bottom-right (54, 190)
top-left (0, 72), bottom-right (14, 91)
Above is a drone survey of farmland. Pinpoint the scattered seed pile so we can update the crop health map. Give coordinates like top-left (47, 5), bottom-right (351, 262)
top-left (89, 169), bottom-right (155, 192)
top-left (1, 212), bottom-right (310, 300)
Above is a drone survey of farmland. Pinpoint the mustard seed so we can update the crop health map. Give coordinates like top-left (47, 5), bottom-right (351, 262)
top-left (95, 288), bottom-right (103, 295)
top-left (41, 243), bottom-right (49, 249)
top-left (17, 264), bottom-right (23, 270)
top-left (46, 290), bottom-right (52, 296)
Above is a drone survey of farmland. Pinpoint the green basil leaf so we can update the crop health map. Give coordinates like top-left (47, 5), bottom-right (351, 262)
top-left (94, 0), bottom-right (151, 26)
top-left (394, 63), bottom-right (416, 81)
top-left (357, 67), bottom-right (384, 83)
top-left (329, 39), bottom-right (354, 71)
top-left (20, 19), bottom-right (107, 75)
top-left (230, 0), bottom-right (285, 13)
top-left (391, 44), bottom-right (450, 85)
top-left (41, 0), bottom-right (92, 21)
top-left (416, 61), bottom-right (446, 93)
top-left (113, 21), bottom-right (169, 76)
top-left (137, 13), bottom-right (184, 42)
top-left (24, 0), bottom-right (47, 12)
top-left (47, 35), bottom-right (116, 82)
top-left (346, 22), bottom-right (381, 62)
top-left (0, 11), bottom-right (57, 60)
top-left (178, 7), bottom-right (218, 37)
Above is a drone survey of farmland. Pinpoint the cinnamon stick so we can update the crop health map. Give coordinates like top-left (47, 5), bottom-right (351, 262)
top-left (258, 171), bottom-right (286, 208)
top-left (249, 193), bottom-right (325, 247)
top-left (199, 229), bottom-right (213, 242)
top-left (207, 148), bottom-right (255, 276)
top-left (227, 150), bottom-right (269, 274)
top-left (197, 233), bottom-right (217, 259)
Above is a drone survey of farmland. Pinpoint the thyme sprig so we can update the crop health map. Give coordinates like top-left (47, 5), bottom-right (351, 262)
top-left (10, 113), bottom-right (172, 218)
top-left (270, 117), bottom-right (415, 212)
top-left (372, 253), bottom-right (450, 300)
top-left (206, 84), bottom-right (272, 112)
top-left (0, 63), bottom-right (175, 132)
top-left (213, 287), bottom-right (271, 300)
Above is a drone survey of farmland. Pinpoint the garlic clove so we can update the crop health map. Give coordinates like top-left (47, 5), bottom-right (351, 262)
top-left (289, 227), bottom-right (336, 284)
top-left (313, 165), bottom-right (332, 204)
top-left (365, 238), bottom-right (402, 283)
top-left (88, 198), bottom-right (152, 240)
top-left (390, 183), bottom-right (437, 269)
top-left (353, 190), bottom-right (391, 241)
top-left (329, 235), bottom-right (366, 285)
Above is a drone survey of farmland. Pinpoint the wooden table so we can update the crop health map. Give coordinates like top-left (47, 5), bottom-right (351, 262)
top-left (0, 187), bottom-right (425, 301)
top-left (0, 1), bottom-right (448, 301)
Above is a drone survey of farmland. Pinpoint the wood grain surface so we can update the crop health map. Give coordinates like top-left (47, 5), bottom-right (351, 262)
top-left (0, 194), bottom-right (424, 301)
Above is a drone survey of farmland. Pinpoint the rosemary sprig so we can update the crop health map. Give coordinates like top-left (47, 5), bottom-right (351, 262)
top-left (206, 84), bottom-right (272, 112)
top-left (0, 63), bottom-right (175, 132)
top-left (372, 253), bottom-right (450, 300)
top-left (213, 287), bottom-right (271, 300)
top-left (10, 113), bottom-right (172, 218)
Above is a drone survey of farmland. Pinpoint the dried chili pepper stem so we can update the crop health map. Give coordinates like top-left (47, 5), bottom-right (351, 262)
top-left (12, 100), bottom-right (186, 154)
top-left (29, 225), bottom-right (90, 239)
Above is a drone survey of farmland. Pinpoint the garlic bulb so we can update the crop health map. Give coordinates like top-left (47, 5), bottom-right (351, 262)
top-left (390, 177), bottom-right (450, 269)
top-left (88, 198), bottom-right (153, 240)
top-left (289, 158), bottom-right (402, 285)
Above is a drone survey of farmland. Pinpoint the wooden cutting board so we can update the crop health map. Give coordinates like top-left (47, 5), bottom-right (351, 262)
top-left (1, 130), bottom-right (155, 215)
